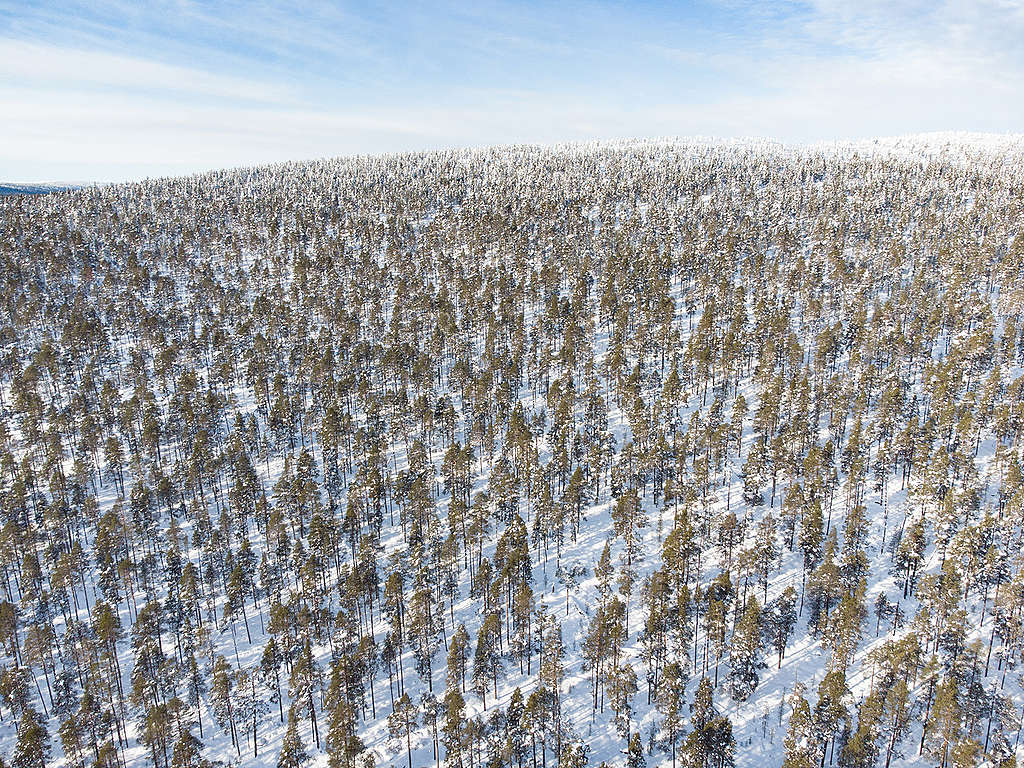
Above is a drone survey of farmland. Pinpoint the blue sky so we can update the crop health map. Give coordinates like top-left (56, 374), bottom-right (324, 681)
top-left (1, 0), bottom-right (1023, 182)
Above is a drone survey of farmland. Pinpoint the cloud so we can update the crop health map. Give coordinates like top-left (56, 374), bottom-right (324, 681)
top-left (0, 39), bottom-right (295, 104)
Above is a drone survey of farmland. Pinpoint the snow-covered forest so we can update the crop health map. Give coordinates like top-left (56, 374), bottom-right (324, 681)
top-left (2, 135), bottom-right (1024, 768)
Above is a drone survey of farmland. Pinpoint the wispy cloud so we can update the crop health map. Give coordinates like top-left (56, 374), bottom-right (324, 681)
top-left (0, 39), bottom-right (296, 104)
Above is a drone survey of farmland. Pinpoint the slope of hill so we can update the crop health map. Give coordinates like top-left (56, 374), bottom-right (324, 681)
top-left (0, 183), bottom-right (79, 196)
top-left (0, 136), bottom-right (1023, 768)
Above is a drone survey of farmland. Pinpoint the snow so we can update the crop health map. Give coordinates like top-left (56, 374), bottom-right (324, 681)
top-left (1, 133), bottom-right (1023, 768)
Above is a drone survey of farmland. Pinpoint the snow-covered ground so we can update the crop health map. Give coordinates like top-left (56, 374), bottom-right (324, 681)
top-left (0, 134), bottom-right (1022, 768)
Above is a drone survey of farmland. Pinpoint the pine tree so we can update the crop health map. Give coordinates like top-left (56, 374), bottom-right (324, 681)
top-left (607, 662), bottom-right (638, 743)
top-left (326, 698), bottom-right (365, 768)
top-left (234, 667), bottom-right (269, 759)
top-left (442, 688), bottom-right (467, 768)
top-left (813, 670), bottom-right (848, 765)
top-left (924, 678), bottom-right (962, 768)
top-left (799, 501), bottom-right (824, 576)
top-left (11, 708), bottom-right (49, 768)
top-left (727, 597), bottom-right (765, 701)
top-left (260, 637), bottom-right (285, 722)
top-left (389, 692), bottom-right (419, 768)
top-left (769, 586), bottom-right (798, 667)
top-left (504, 687), bottom-right (528, 768)
top-left (447, 624), bottom-right (470, 693)
top-left (626, 731), bottom-right (646, 768)
top-left (684, 678), bottom-right (735, 768)
top-left (840, 692), bottom-right (882, 768)
top-left (210, 654), bottom-right (238, 750)
top-left (170, 728), bottom-right (210, 768)
top-left (537, 608), bottom-right (567, 758)
top-left (278, 707), bottom-right (310, 768)
top-left (559, 739), bottom-right (590, 768)
top-left (290, 638), bottom-right (322, 749)
top-left (655, 661), bottom-right (686, 767)
top-left (473, 614), bottom-right (502, 709)
top-left (781, 687), bottom-right (818, 768)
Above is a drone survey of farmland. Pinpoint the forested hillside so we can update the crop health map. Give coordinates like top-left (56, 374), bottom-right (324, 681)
top-left (2, 135), bottom-right (1024, 768)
